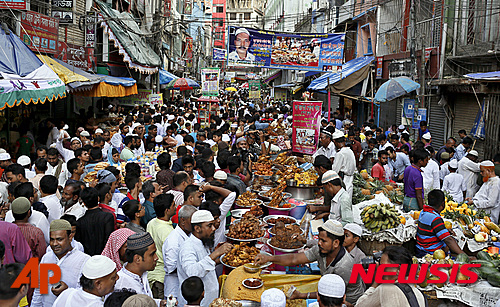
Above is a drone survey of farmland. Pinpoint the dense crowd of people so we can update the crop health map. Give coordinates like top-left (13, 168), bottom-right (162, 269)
top-left (0, 95), bottom-right (499, 307)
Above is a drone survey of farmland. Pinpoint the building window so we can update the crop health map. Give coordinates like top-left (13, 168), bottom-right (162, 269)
top-left (213, 18), bottom-right (224, 27)
top-left (216, 6), bottom-right (223, 13)
top-left (215, 31), bottom-right (224, 40)
top-left (244, 13), bottom-right (251, 20)
top-left (239, 14), bottom-right (243, 22)
top-left (230, 13), bottom-right (236, 20)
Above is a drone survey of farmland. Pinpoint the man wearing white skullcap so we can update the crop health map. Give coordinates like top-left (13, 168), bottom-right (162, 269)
top-left (457, 150), bottom-right (481, 198)
top-left (442, 159), bottom-right (466, 203)
top-left (343, 223), bottom-right (366, 263)
top-left (228, 28), bottom-right (256, 62)
top-left (316, 274), bottom-right (346, 307)
top-left (53, 255), bottom-right (118, 307)
top-left (466, 160), bottom-right (500, 223)
top-left (261, 288), bottom-right (286, 307)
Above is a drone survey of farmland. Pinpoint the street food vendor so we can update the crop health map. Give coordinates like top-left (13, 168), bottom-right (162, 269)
top-left (465, 160), bottom-right (500, 223)
top-left (255, 220), bottom-right (365, 305)
top-left (416, 190), bottom-right (465, 257)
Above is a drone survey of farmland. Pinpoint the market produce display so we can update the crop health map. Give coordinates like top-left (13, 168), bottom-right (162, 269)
top-left (222, 243), bottom-right (260, 267)
top-left (361, 203), bottom-right (401, 232)
top-left (353, 171), bottom-right (404, 205)
top-left (226, 214), bottom-right (265, 240)
top-left (293, 170), bottom-right (318, 186)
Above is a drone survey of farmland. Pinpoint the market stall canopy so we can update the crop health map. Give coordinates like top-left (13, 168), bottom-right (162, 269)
top-left (159, 69), bottom-right (179, 85)
top-left (166, 78), bottom-right (200, 91)
top-left (95, 0), bottom-right (161, 74)
top-left (37, 55), bottom-right (101, 92)
top-left (464, 71), bottom-right (500, 81)
top-left (374, 76), bottom-right (420, 103)
top-left (76, 74), bottom-right (137, 97)
top-left (225, 87), bottom-right (237, 92)
top-left (307, 56), bottom-right (374, 92)
top-left (197, 96), bottom-right (220, 102)
top-left (0, 26), bottom-right (66, 110)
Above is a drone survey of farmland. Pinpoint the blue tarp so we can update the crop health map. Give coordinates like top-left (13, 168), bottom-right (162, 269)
top-left (159, 69), bottom-right (178, 85)
top-left (98, 74), bottom-right (136, 87)
top-left (0, 27), bottom-right (43, 77)
top-left (464, 71), bottom-right (500, 81)
top-left (307, 56), bottom-right (374, 91)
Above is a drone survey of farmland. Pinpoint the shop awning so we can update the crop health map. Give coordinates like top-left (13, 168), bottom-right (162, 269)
top-left (307, 56), bottom-right (374, 92)
top-left (95, 0), bottom-right (161, 74)
top-left (159, 69), bottom-right (179, 85)
top-left (197, 96), bottom-right (220, 102)
top-left (263, 69), bottom-right (281, 83)
top-left (37, 55), bottom-right (101, 92)
top-left (0, 27), bottom-right (66, 110)
top-left (77, 75), bottom-right (138, 97)
top-left (464, 71), bottom-right (500, 81)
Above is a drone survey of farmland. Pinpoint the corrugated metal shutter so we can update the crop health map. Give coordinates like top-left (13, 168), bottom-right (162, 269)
top-left (428, 95), bottom-right (447, 147)
top-left (396, 98), bottom-right (402, 126)
top-left (484, 94), bottom-right (500, 159)
top-left (451, 93), bottom-right (485, 158)
top-left (378, 100), bottom-right (398, 130)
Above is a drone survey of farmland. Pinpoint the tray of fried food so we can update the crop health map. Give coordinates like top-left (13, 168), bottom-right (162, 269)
top-left (268, 221), bottom-right (307, 252)
top-left (248, 205), bottom-right (263, 217)
top-left (226, 214), bottom-right (265, 241)
top-left (210, 298), bottom-right (243, 307)
top-left (221, 243), bottom-right (259, 268)
top-left (269, 223), bottom-right (302, 236)
top-left (83, 171), bottom-right (97, 183)
top-left (236, 192), bottom-right (263, 208)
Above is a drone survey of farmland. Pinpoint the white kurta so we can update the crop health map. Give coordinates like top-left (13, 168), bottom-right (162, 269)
top-left (39, 194), bottom-right (63, 223)
top-left (422, 159), bottom-right (440, 192)
top-left (5, 209), bottom-right (50, 244)
top-left (440, 162), bottom-right (450, 180)
top-left (214, 192), bottom-right (237, 246)
top-left (312, 141), bottom-right (336, 160)
top-left (442, 172), bottom-right (466, 203)
top-left (114, 266), bottom-right (161, 305)
top-left (332, 147), bottom-right (356, 197)
top-left (457, 157), bottom-right (481, 198)
top-left (473, 176), bottom-right (500, 223)
top-left (53, 288), bottom-right (104, 307)
top-left (163, 226), bottom-right (190, 300)
top-left (177, 235), bottom-right (217, 307)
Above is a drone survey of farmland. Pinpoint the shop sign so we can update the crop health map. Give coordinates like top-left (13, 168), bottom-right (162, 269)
top-left (118, 89), bottom-right (152, 106)
top-left (376, 56), bottom-right (383, 79)
top-left (0, 0), bottom-right (26, 10)
top-left (20, 11), bottom-right (59, 55)
top-left (201, 68), bottom-right (220, 96)
top-left (85, 11), bottom-right (97, 48)
top-left (52, 0), bottom-right (74, 24)
top-left (57, 42), bottom-right (93, 71)
top-left (292, 101), bottom-right (322, 155)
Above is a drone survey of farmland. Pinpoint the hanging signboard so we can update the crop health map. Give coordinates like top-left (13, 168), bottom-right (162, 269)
top-left (201, 68), bottom-right (220, 96)
top-left (118, 89), bottom-right (152, 106)
top-left (20, 11), bottom-right (59, 55)
top-left (471, 100), bottom-right (486, 139)
top-left (225, 72), bottom-right (236, 82)
top-left (184, 0), bottom-right (192, 15)
top-left (376, 57), bottom-right (383, 79)
top-left (56, 42), bottom-right (93, 71)
top-left (213, 48), bottom-right (227, 61)
top-left (85, 11), bottom-right (97, 48)
top-left (186, 37), bottom-right (193, 59)
top-left (149, 93), bottom-right (163, 106)
top-left (412, 107), bottom-right (427, 129)
top-left (52, 0), bottom-right (74, 24)
top-left (227, 26), bottom-right (344, 71)
top-left (292, 101), bottom-right (322, 154)
top-left (248, 80), bottom-right (261, 99)
top-left (0, 0), bottom-right (26, 10)
top-left (403, 98), bottom-right (416, 118)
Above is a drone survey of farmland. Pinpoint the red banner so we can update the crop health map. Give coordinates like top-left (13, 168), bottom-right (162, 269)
top-left (56, 42), bottom-right (93, 71)
top-left (0, 0), bottom-right (26, 10)
top-left (292, 101), bottom-right (322, 155)
top-left (20, 11), bottom-right (59, 55)
top-left (186, 37), bottom-right (193, 59)
top-left (164, 0), bottom-right (171, 17)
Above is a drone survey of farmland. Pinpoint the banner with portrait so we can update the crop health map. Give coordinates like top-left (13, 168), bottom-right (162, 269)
top-left (248, 80), bottom-right (261, 99)
top-left (201, 68), bottom-right (220, 96)
top-left (292, 101), bottom-right (322, 154)
top-left (227, 26), bottom-right (344, 71)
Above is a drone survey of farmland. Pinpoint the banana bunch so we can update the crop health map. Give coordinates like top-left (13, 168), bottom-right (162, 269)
top-left (361, 203), bottom-right (401, 232)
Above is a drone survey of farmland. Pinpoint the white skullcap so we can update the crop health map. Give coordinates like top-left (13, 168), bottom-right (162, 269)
top-left (214, 170), bottom-right (228, 180)
top-left (95, 128), bottom-right (104, 134)
top-left (278, 114), bottom-right (284, 119)
top-left (49, 143), bottom-right (57, 148)
top-left (168, 115), bottom-right (175, 121)
top-left (318, 274), bottom-right (345, 298)
top-left (449, 160), bottom-right (458, 169)
top-left (344, 223), bottom-right (363, 237)
top-left (261, 288), bottom-right (286, 307)
top-left (131, 122), bottom-right (141, 131)
top-left (398, 124), bottom-right (405, 130)
top-left (364, 127), bottom-right (372, 132)
top-left (319, 220), bottom-right (344, 236)
top-left (231, 123), bottom-right (238, 128)
top-left (235, 27), bottom-right (251, 37)
top-left (469, 150), bottom-right (479, 157)
top-left (480, 160), bottom-right (495, 167)
top-left (80, 131), bottom-right (90, 137)
top-left (70, 137), bottom-right (82, 144)
top-left (63, 124), bottom-right (69, 130)
top-left (331, 129), bottom-right (344, 139)
top-left (222, 134), bottom-right (231, 142)
top-left (108, 104), bottom-right (114, 109)
top-left (17, 155), bottom-right (31, 166)
top-left (186, 145), bottom-right (194, 152)
top-left (155, 135), bottom-right (163, 143)
top-left (422, 132), bottom-right (431, 140)
top-left (321, 170), bottom-right (340, 184)
top-left (191, 210), bottom-right (214, 224)
top-left (82, 255), bottom-right (116, 279)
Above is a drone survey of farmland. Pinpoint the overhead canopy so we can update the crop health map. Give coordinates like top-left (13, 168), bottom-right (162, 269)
top-left (37, 55), bottom-right (101, 92)
top-left (0, 27), bottom-right (66, 110)
top-left (307, 56), bottom-right (374, 92)
top-left (159, 69), bottom-right (179, 85)
top-left (166, 77), bottom-right (200, 91)
top-left (464, 71), bottom-right (500, 81)
top-left (95, 0), bottom-right (161, 74)
top-left (76, 75), bottom-right (137, 97)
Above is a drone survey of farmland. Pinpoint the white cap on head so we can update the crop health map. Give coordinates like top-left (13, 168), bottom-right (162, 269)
top-left (70, 137), bottom-right (82, 144)
top-left (449, 160), bottom-right (458, 169)
top-left (318, 274), bottom-right (345, 298)
top-left (480, 160), bottom-right (495, 167)
top-left (231, 123), bottom-right (238, 128)
top-left (191, 210), bottom-right (214, 224)
top-left (344, 223), bottom-right (363, 237)
top-left (49, 143), bottom-right (57, 149)
top-left (131, 122), bottom-right (141, 131)
top-left (469, 150), bottom-right (479, 157)
top-left (17, 155), bottom-right (31, 166)
top-left (222, 134), bottom-right (231, 142)
top-left (214, 170), bottom-right (228, 180)
top-left (63, 124), bottom-right (69, 130)
top-left (168, 115), bottom-right (175, 121)
top-left (364, 127), bottom-right (372, 132)
top-left (95, 128), bottom-right (104, 134)
top-left (260, 288), bottom-right (286, 307)
top-left (398, 124), bottom-right (405, 130)
top-left (82, 255), bottom-right (116, 279)
top-left (321, 170), bottom-right (340, 184)
top-left (318, 220), bottom-right (344, 236)
top-left (422, 132), bottom-right (431, 140)
top-left (331, 129), bottom-right (344, 139)
top-left (80, 131), bottom-right (90, 137)
top-left (235, 27), bottom-right (250, 37)
top-left (155, 135), bottom-right (163, 143)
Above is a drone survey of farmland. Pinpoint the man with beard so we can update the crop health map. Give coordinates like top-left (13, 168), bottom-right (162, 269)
top-left (255, 220), bottom-right (365, 305)
top-left (46, 148), bottom-right (69, 188)
top-left (61, 182), bottom-right (86, 219)
top-left (114, 232), bottom-right (166, 305)
top-left (371, 150), bottom-right (389, 183)
top-left (120, 136), bottom-right (135, 161)
top-left (466, 160), bottom-right (500, 223)
top-left (56, 134), bottom-right (82, 162)
top-left (228, 28), bottom-right (255, 62)
top-left (177, 210), bottom-right (233, 307)
top-left (111, 124), bottom-right (129, 151)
